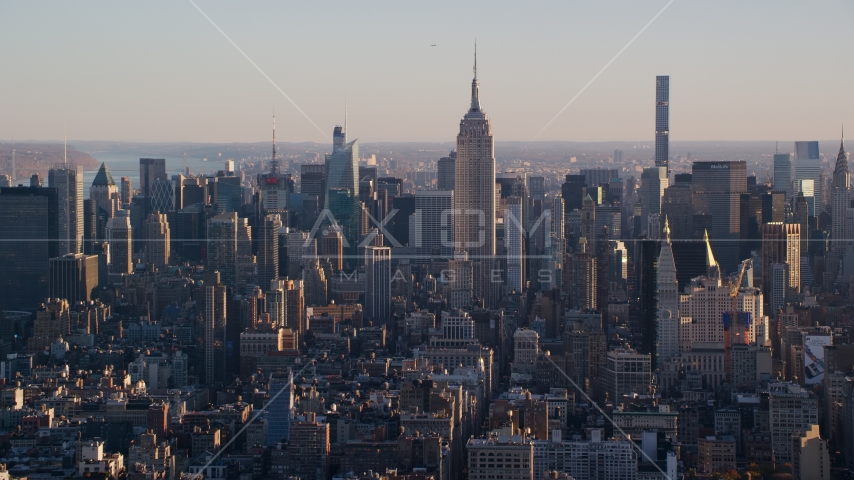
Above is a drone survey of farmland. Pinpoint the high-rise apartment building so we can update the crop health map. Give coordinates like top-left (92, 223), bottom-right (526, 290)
top-left (106, 210), bottom-right (133, 275)
top-left (49, 165), bottom-right (83, 255)
top-left (768, 382), bottom-right (818, 464)
top-left (287, 415), bottom-right (330, 480)
top-left (144, 213), bottom-right (170, 268)
top-left (49, 253), bottom-right (98, 304)
top-left (454, 51), bottom-right (497, 307)
top-left (258, 214), bottom-right (282, 292)
top-left (437, 151), bottom-right (456, 191)
top-left (655, 75), bottom-right (670, 173)
top-left (364, 246), bottom-right (391, 326)
top-left (795, 141), bottom-right (822, 214)
top-left (0, 185), bottom-right (59, 311)
top-left (692, 161), bottom-right (748, 273)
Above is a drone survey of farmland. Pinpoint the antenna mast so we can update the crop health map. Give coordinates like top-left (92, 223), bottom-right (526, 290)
top-left (271, 111), bottom-right (278, 174)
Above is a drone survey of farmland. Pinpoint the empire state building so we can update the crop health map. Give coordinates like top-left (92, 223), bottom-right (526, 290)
top-left (454, 47), bottom-right (497, 307)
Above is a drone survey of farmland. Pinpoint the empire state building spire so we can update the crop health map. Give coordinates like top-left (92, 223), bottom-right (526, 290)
top-left (467, 41), bottom-right (483, 117)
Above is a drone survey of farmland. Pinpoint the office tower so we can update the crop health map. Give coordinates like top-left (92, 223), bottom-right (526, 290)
top-left (302, 260), bottom-right (328, 307)
top-left (513, 328), bottom-right (539, 369)
top-left (288, 414), bottom-right (330, 480)
top-left (411, 190), bottom-right (453, 255)
top-left (120, 176), bottom-right (132, 205)
top-left (106, 210), bottom-right (132, 274)
top-left (29, 298), bottom-right (70, 352)
top-left (662, 184), bottom-right (692, 240)
top-left (566, 238), bottom-right (596, 310)
top-left (580, 194), bottom-right (596, 246)
top-left (795, 179), bottom-right (816, 216)
top-left (614, 148), bottom-right (623, 163)
top-left (236, 218), bottom-right (255, 291)
top-left (561, 174), bottom-right (587, 215)
top-left (768, 263), bottom-right (789, 313)
top-left (300, 164), bottom-right (326, 198)
top-left (285, 280), bottom-right (305, 334)
top-left (437, 152), bottom-right (456, 191)
top-left (792, 424), bottom-right (830, 480)
top-left (144, 213), bottom-right (170, 268)
top-left (320, 229), bottom-right (343, 272)
top-left (325, 121), bottom-right (360, 251)
top-left (139, 158), bottom-right (167, 213)
top-left (761, 222), bottom-right (800, 298)
top-left (657, 219), bottom-right (679, 365)
top-left (207, 213), bottom-right (238, 287)
top-left (266, 279), bottom-right (287, 327)
top-left (0, 185), bottom-right (59, 311)
top-left (327, 188), bottom-right (359, 262)
top-left (287, 230), bottom-right (316, 278)
top-left (795, 141), bottom-right (822, 214)
top-left (692, 161), bottom-right (748, 273)
top-left (150, 177), bottom-right (174, 214)
top-left (467, 437), bottom-right (534, 480)
top-left (267, 370), bottom-right (295, 445)
top-left (448, 251), bottom-right (474, 308)
top-left (581, 168), bottom-right (619, 189)
top-left (258, 214), bottom-right (282, 291)
top-left (204, 281), bottom-right (227, 385)
top-left (49, 253), bottom-right (98, 304)
top-left (89, 163), bottom-right (120, 236)
top-left (773, 153), bottom-right (792, 198)
top-left (528, 175), bottom-right (545, 200)
top-left (455, 50), bottom-right (497, 307)
top-left (831, 133), bottom-right (849, 253)
top-left (655, 75), bottom-right (670, 173)
top-left (505, 196), bottom-right (524, 293)
top-left (49, 165), bottom-right (83, 255)
top-left (640, 166), bottom-right (669, 236)
top-left (364, 246), bottom-right (391, 326)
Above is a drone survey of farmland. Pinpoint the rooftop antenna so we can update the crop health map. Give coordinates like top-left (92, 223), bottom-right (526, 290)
top-left (775, 141), bottom-right (778, 154)
top-left (183, 152), bottom-right (188, 176)
top-left (271, 109), bottom-right (278, 174)
top-left (474, 39), bottom-right (477, 79)
top-left (344, 95), bottom-right (348, 143)
top-left (11, 147), bottom-right (15, 183)
top-left (64, 129), bottom-right (67, 166)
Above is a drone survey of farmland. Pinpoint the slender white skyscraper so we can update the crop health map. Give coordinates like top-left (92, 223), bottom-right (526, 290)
top-left (656, 218), bottom-right (679, 364)
top-left (454, 44), bottom-right (497, 307)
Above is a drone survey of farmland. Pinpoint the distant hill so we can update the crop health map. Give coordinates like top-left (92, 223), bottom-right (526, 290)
top-left (0, 143), bottom-right (99, 181)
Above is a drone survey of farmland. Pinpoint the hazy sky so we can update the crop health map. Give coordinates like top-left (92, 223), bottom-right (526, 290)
top-left (1, 1), bottom-right (851, 143)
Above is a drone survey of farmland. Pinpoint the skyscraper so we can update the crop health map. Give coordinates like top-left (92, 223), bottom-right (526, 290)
top-left (795, 141), bottom-right (822, 214)
top-left (656, 218), bottom-right (679, 365)
top-left (204, 282), bottom-right (227, 385)
top-left (49, 253), bottom-right (98, 304)
top-left (364, 245), bottom-right (391, 326)
top-left (640, 166), bottom-right (669, 237)
top-left (258, 214), bottom-right (282, 291)
top-left (761, 223), bottom-right (801, 300)
top-left (106, 210), bottom-right (133, 275)
top-left (89, 163), bottom-right (120, 239)
top-left (437, 151), bottom-right (456, 191)
top-left (655, 75), bottom-right (670, 173)
top-left (266, 370), bottom-right (294, 445)
top-left (454, 46), bottom-right (497, 307)
top-left (505, 196), bottom-right (524, 293)
top-left (144, 213), bottom-right (170, 268)
top-left (49, 165), bottom-right (83, 255)
top-left (773, 152), bottom-right (792, 199)
top-left (412, 190), bottom-right (454, 256)
top-left (0, 185), bottom-right (59, 311)
top-left (139, 158), bottom-right (167, 213)
top-left (325, 123), bottom-right (359, 255)
top-left (207, 213), bottom-right (238, 288)
top-left (831, 131), bottom-right (849, 254)
top-left (692, 161), bottom-right (748, 273)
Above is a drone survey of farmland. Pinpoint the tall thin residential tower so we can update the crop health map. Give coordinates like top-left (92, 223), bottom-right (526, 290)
top-left (655, 75), bottom-right (670, 173)
top-left (454, 44), bottom-right (497, 307)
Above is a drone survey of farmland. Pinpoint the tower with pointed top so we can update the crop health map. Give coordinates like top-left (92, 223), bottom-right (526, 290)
top-left (831, 128), bottom-right (849, 254)
top-left (656, 217), bottom-right (679, 365)
top-left (454, 43), bottom-right (497, 307)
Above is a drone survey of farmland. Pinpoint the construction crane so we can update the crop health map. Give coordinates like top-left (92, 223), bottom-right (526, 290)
top-left (724, 258), bottom-right (753, 383)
